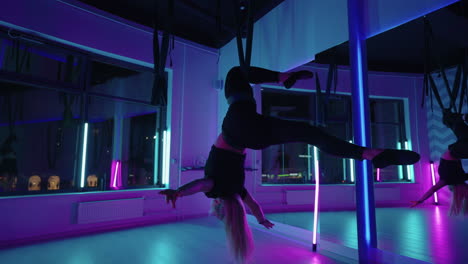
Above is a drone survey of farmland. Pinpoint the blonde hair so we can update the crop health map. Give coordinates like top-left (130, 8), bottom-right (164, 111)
top-left (450, 184), bottom-right (468, 216)
top-left (212, 195), bottom-right (254, 263)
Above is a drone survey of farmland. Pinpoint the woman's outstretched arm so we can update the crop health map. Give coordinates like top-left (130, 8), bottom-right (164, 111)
top-left (242, 190), bottom-right (274, 229)
top-left (411, 179), bottom-right (447, 207)
top-left (159, 178), bottom-right (214, 208)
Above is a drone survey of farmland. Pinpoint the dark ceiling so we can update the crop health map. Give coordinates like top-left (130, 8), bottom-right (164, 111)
top-left (314, 1), bottom-right (468, 73)
top-left (78, 0), bottom-right (468, 73)
top-left (79, 0), bottom-right (285, 49)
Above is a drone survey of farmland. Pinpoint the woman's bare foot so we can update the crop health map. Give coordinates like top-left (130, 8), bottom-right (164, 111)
top-left (365, 149), bottom-right (420, 169)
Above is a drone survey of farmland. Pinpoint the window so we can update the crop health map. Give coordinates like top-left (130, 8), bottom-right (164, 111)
top-left (260, 88), bottom-right (412, 185)
top-left (261, 88), bottom-right (353, 185)
top-left (370, 98), bottom-right (412, 182)
top-left (0, 29), bottom-right (170, 196)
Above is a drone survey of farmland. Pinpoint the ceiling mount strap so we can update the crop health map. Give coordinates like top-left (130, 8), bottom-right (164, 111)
top-left (458, 52), bottom-right (468, 113)
top-left (428, 73), bottom-right (444, 111)
top-left (422, 17), bottom-right (449, 111)
top-left (325, 49), bottom-right (338, 110)
top-left (232, 0), bottom-right (254, 76)
top-left (421, 17), bottom-right (467, 113)
top-left (315, 73), bottom-right (326, 126)
top-left (451, 64), bottom-right (463, 111)
top-left (151, 0), bottom-right (174, 106)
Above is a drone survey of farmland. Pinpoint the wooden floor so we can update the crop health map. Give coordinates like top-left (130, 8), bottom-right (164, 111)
top-left (0, 205), bottom-right (465, 264)
top-left (0, 217), bottom-right (349, 264)
top-left (268, 205), bottom-right (468, 264)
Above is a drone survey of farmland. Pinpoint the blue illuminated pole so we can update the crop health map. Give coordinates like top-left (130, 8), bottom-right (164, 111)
top-left (347, 0), bottom-right (377, 261)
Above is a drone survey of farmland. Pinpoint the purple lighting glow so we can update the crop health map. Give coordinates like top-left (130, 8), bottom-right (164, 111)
top-left (376, 168), bottom-right (381, 182)
top-left (430, 162), bottom-right (439, 204)
top-left (111, 160), bottom-right (122, 189)
top-left (312, 146), bottom-right (320, 251)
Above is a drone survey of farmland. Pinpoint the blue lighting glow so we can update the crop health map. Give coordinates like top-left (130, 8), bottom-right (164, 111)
top-left (356, 47), bottom-right (367, 145)
top-left (355, 38), bottom-right (371, 244)
top-left (80, 123), bottom-right (89, 188)
top-left (362, 160), bottom-right (370, 243)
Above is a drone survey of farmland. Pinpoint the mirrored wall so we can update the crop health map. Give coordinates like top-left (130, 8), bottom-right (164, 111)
top-left (0, 29), bottom-right (170, 196)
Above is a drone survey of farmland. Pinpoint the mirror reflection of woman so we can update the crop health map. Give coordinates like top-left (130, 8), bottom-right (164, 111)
top-left (412, 111), bottom-right (468, 215)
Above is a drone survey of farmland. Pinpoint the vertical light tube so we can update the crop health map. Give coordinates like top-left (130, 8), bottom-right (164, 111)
top-left (162, 130), bottom-right (171, 185)
top-left (376, 168), bottom-right (381, 182)
top-left (430, 162), bottom-right (439, 204)
top-left (397, 142), bottom-right (403, 180)
top-left (307, 144), bottom-right (312, 182)
top-left (349, 140), bottom-right (355, 183)
top-left (342, 159), bottom-right (347, 182)
top-left (110, 160), bottom-right (122, 189)
top-left (80, 123), bottom-right (89, 188)
top-left (404, 140), bottom-right (414, 181)
top-left (312, 146), bottom-right (320, 251)
top-left (112, 161), bottom-right (120, 188)
top-left (153, 132), bottom-right (159, 185)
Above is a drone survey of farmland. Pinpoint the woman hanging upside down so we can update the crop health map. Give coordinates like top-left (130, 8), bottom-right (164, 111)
top-left (160, 66), bottom-right (420, 263)
top-left (411, 110), bottom-right (468, 215)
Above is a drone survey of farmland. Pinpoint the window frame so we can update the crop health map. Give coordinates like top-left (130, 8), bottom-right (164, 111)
top-left (258, 85), bottom-right (414, 186)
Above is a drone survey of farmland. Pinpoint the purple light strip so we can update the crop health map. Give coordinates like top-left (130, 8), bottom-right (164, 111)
top-left (430, 162), bottom-right (439, 204)
top-left (110, 160), bottom-right (121, 189)
top-left (376, 168), bottom-right (381, 182)
top-left (312, 146), bottom-right (320, 250)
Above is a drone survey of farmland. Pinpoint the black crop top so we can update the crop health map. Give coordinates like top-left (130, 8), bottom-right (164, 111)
top-left (438, 158), bottom-right (468, 185)
top-left (204, 145), bottom-right (247, 199)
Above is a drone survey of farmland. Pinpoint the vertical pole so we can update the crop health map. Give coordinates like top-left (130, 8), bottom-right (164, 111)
top-left (347, 0), bottom-right (377, 262)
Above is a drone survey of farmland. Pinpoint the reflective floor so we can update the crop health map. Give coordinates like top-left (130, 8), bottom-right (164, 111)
top-left (0, 216), bottom-right (349, 264)
top-left (1, 206), bottom-right (464, 264)
top-left (267, 205), bottom-right (468, 264)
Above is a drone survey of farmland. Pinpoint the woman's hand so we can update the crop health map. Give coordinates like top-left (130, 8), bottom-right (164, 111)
top-left (159, 189), bottom-right (180, 208)
top-left (259, 219), bottom-right (275, 229)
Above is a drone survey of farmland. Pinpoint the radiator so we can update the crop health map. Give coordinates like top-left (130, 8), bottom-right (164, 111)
top-left (77, 198), bottom-right (144, 224)
top-left (374, 187), bottom-right (400, 201)
top-left (285, 190), bottom-right (315, 205)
